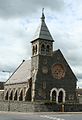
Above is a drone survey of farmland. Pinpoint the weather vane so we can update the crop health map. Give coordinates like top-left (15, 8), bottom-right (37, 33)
top-left (41, 8), bottom-right (45, 21)
top-left (42, 8), bottom-right (44, 14)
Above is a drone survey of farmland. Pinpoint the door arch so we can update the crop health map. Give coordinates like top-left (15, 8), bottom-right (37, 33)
top-left (58, 91), bottom-right (63, 103)
top-left (50, 88), bottom-right (58, 103)
top-left (52, 90), bottom-right (56, 102)
top-left (50, 88), bottom-right (66, 103)
top-left (58, 88), bottom-right (66, 103)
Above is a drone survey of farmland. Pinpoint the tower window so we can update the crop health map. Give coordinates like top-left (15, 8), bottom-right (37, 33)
top-left (41, 44), bottom-right (46, 54)
top-left (32, 44), bottom-right (37, 55)
top-left (32, 46), bottom-right (35, 55)
top-left (35, 44), bottom-right (37, 54)
top-left (46, 45), bottom-right (50, 53)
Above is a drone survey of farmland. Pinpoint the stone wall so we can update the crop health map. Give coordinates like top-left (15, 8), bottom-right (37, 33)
top-left (0, 101), bottom-right (34, 112)
top-left (0, 90), bottom-right (4, 100)
top-left (0, 101), bottom-right (82, 112)
top-left (0, 101), bottom-right (49, 112)
top-left (64, 103), bottom-right (82, 112)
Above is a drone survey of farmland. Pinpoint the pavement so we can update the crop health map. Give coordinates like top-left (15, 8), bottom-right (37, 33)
top-left (0, 111), bottom-right (82, 120)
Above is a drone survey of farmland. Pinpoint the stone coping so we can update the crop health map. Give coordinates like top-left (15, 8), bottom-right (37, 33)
top-left (0, 111), bottom-right (82, 114)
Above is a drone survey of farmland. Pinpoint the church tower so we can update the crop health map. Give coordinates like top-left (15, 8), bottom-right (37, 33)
top-left (31, 9), bottom-right (54, 101)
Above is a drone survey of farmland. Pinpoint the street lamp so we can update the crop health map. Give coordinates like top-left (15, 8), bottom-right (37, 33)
top-left (2, 70), bottom-right (11, 78)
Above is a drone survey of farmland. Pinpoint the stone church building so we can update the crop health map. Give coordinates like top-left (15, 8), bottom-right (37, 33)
top-left (4, 11), bottom-right (77, 104)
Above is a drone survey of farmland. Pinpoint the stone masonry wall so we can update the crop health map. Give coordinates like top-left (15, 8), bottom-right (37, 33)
top-left (0, 101), bottom-right (34, 112)
top-left (0, 101), bottom-right (82, 112)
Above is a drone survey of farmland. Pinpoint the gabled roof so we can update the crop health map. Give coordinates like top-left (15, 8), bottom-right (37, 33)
top-left (5, 60), bottom-right (31, 85)
top-left (31, 11), bottom-right (54, 42)
top-left (53, 49), bottom-right (78, 81)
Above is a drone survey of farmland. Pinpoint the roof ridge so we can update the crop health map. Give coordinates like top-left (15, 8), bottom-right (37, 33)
top-left (5, 60), bottom-right (26, 84)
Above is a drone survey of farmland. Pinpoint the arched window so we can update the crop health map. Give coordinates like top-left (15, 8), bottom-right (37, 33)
top-left (52, 90), bottom-right (56, 102)
top-left (41, 44), bottom-right (46, 54)
top-left (46, 45), bottom-right (50, 53)
top-left (19, 90), bottom-right (23, 101)
top-left (5, 91), bottom-right (8, 100)
top-left (58, 91), bottom-right (63, 103)
top-left (50, 88), bottom-right (58, 103)
top-left (32, 46), bottom-right (35, 55)
top-left (10, 91), bottom-right (13, 100)
top-left (58, 88), bottom-right (66, 103)
top-left (32, 44), bottom-right (37, 55)
top-left (35, 44), bottom-right (37, 54)
top-left (25, 88), bottom-right (31, 101)
top-left (25, 80), bottom-right (32, 101)
top-left (14, 90), bottom-right (17, 100)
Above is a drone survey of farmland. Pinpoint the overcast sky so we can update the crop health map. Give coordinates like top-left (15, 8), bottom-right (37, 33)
top-left (0, 0), bottom-right (82, 87)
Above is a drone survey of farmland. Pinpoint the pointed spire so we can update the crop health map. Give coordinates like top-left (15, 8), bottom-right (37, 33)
top-left (41, 8), bottom-right (45, 22)
top-left (31, 9), bottom-right (54, 42)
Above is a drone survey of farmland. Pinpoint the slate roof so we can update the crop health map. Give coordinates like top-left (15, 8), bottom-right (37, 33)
top-left (5, 60), bottom-right (31, 85)
top-left (32, 12), bottom-right (54, 42)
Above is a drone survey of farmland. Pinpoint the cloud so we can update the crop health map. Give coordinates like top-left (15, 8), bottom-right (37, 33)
top-left (77, 79), bottom-right (82, 88)
top-left (0, 18), bottom-right (30, 73)
top-left (0, 0), bottom-right (64, 18)
top-left (0, 72), bottom-right (9, 81)
top-left (0, 0), bottom-right (82, 88)
top-left (0, 17), bottom-right (39, 76)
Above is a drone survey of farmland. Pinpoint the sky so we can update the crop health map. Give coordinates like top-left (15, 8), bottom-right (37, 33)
top-left (0, 0), bottom-right (82, 87)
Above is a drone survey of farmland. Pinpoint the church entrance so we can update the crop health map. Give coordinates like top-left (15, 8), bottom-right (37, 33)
top-left (50, 88), bottom-right (66, 103)
top-left (58, 91), bottom-right (63, 103)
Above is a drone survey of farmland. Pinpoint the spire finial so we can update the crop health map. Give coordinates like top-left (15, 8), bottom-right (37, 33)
top-left (41, 8), bottom-right (45, 22)
top-left (42, 8), bottom-right (44, 14)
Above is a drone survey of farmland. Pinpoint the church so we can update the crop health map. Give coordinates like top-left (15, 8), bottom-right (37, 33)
top-left (4, 11), bottom-right (77, 104)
